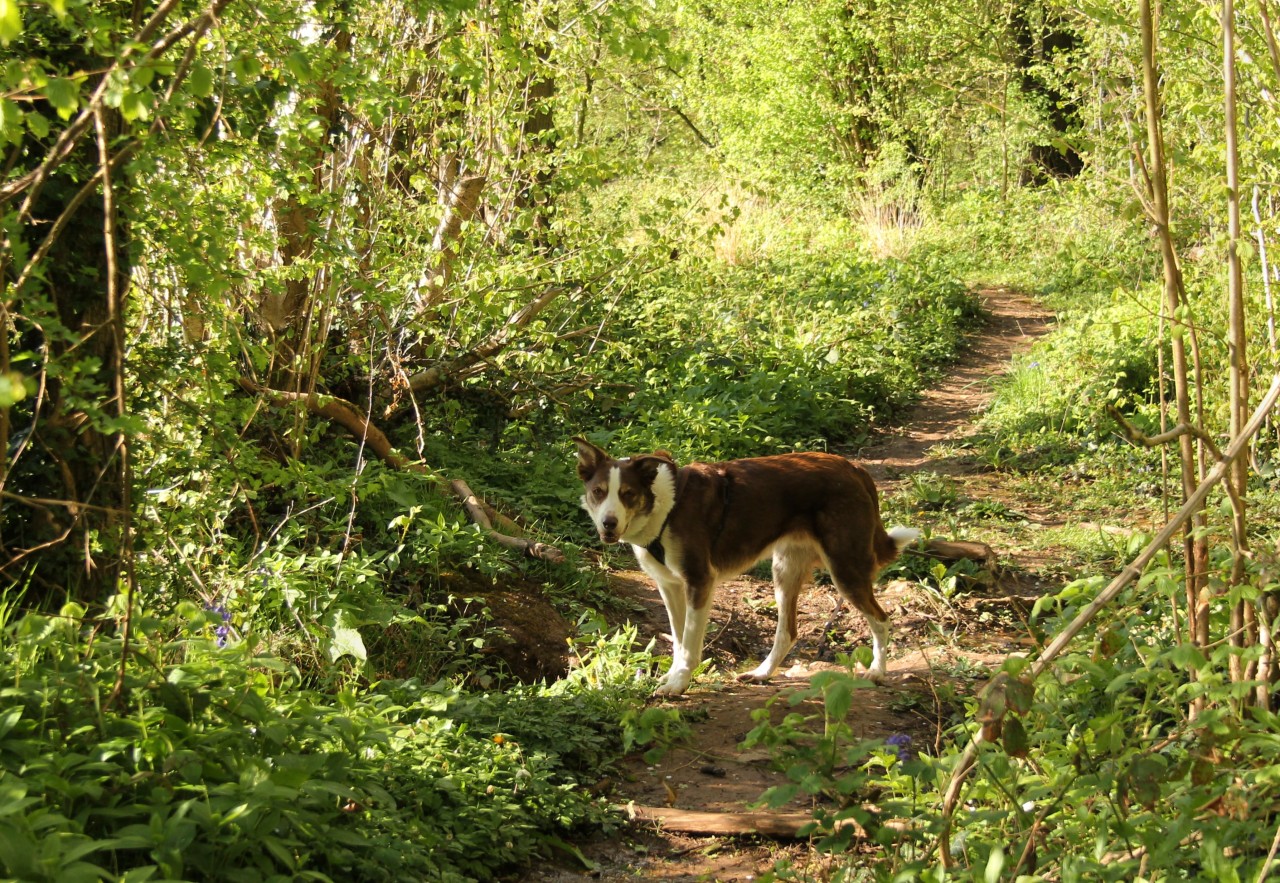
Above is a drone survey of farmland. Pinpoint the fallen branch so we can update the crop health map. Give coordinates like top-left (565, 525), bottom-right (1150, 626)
top-left (238, 378), bottom-right (565, 564)
top-left (936, 372), bottom-right (1280, 864)
top-left (911, 538), bottom-right (997, 568)
top-left (620, 804), bottom-right (861, 840)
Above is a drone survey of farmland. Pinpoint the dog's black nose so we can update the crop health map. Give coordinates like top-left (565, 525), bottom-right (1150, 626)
top-left (602, 515), bottom-right (618, 532)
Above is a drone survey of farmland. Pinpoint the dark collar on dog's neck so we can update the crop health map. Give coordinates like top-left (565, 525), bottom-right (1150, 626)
top-left (644, 509), bottom-right (674, 566)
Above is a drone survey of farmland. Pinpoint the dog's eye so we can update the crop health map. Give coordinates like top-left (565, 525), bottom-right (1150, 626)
top-left (592, 486), bottom-right (607, 500)
top-left (619, 490), bottom-right (635, 504)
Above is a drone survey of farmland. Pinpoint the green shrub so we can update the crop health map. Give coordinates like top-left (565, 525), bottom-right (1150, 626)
top-left (0, 599), bottom-right (650, 882)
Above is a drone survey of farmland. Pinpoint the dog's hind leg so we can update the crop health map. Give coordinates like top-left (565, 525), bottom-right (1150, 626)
top-left (825, 552), bottom-right (892, 682)
top-left (741, 541), bottom-right (816, 682)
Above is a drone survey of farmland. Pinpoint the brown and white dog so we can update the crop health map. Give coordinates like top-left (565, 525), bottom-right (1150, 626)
top-left (573, 437), bottom-right (919, 695)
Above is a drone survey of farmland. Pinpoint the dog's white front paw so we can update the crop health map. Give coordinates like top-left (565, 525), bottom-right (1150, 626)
top-left (654, 669), bottom-right (692, 696)
top-left (865, 664), bottom-right (887, 684)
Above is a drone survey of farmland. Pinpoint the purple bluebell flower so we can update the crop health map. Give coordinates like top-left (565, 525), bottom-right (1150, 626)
top-left (205, 603), bottom-right (232, 647)
top-left (886, 733), bottom-right (913, 762)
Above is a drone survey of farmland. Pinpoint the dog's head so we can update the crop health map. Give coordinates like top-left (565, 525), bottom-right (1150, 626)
top-left (572, 437), bottom-right (676, 545)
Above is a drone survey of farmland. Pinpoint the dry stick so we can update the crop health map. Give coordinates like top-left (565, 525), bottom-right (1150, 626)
top-left (936, 372), bottom-right (1280, 866)
top-left (622, 804), bottom-right (866, 840)
top-left (1255, 186), bottom-right (1279, 359)
top-left (236, 379), bottom-right (565, 564)
top-left (1262, 787), bottom-right (1280, 883)
top-left (1105, 404), bottom-right (1246, 519)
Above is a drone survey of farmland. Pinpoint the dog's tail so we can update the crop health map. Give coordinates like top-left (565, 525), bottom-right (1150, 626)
top-left (876, 526), bottom-right (921, 567)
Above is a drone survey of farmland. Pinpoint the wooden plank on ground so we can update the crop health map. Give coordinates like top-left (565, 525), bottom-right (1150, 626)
top-left (619, 804), bottom-right (862, 839)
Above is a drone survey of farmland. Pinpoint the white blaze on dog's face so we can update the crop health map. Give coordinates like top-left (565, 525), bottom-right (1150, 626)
top-left (572, 438), bottom-right (675, 545)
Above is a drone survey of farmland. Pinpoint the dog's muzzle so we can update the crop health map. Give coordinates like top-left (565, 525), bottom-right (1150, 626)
top-left (599, 515), bottom-right (620, 544)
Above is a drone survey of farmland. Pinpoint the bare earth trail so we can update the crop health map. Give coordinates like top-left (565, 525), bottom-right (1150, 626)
top-left (523, 289), bottom-right (1055, 882)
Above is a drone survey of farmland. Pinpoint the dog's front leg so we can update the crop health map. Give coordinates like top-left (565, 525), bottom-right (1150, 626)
top-left (652, 573), bottom-right (688, 667)
top-left (655, 585), bottom-right (713, 696)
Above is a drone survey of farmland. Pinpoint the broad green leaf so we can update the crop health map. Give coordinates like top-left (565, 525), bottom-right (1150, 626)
top-left (984, 846), bottom-right (1005, 883)
top-left (1003, 715), bottom-right (1029, 758)
top-left (0, 706), bottom-right (21, 739)
top-left (1005, 677), bottom-right (1034, 714)
top-left (188, 63), bottom-right (214, 97)
top-left (0, 98), bottom-right (22, 144)
top-left (120, 90), bottom-right (149, 122)
top-left (0, 371), bottom-right (27, 407)
top-left (284, 50), bottom-right (312, 81)
top-left (824, 677), bottom-right (853, 723)
top-left (24, 110), bottom-right (47, 138)
top-left (328, 611), bottom-right (367, 662)
top-left (0, 0), bottom-right (21, 44)
top-left (44, 77), bottom-right (79, 119)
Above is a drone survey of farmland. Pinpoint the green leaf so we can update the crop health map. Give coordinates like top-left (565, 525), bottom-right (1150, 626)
top-left (0, 0), bottom-right (22, 44)
top-left (284, 50), bottom-right (312, 81)
top-left (328, 611), bottom-right (367, 662)
top-left (1005, 676), bottom-right (1034, 715)
top-left (25, 110), bottom-right (47, 138)
top-left (824, 677), bottom-right (853, 723)
top-left (984, 845), bottom-right (1005, 883)
top-left (1002, 714), bottom-right (1029, 758)
top-left (0, 706), bottom-right (20, 738)
top-left (0, 98), bottom-right (22, 144)
top-left (44, 77), bottom-right (79, 120)
top-left (188, 63), bottom-right (214, 98)
top-left (0, 371), bottom-right (28, 407)
top-left (120, 90), bottom-right (148, 122)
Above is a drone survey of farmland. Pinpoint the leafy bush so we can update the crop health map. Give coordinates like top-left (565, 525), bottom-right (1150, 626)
top-left (752, 553), bottom-right (1280, 882)
top-left (584, 254), bottom-right (978, 460)
top-left (0, 599), bottom-right (650, 882)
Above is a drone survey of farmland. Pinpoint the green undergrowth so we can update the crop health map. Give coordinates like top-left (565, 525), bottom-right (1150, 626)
top-left (418, 242), bottom-right (982, 535)
top-left (753, 549), bottom-right (1280, 882)
top-left (585, 253), bottom-right (981, 462)
top-left (77, 186), bottom-right (987, 880)
top-left (0, 599), bottom-right (656, 882)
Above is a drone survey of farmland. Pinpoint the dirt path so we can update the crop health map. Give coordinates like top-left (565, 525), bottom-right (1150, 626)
top-left (858, 287), bottom-right (1053, 481)
top-left (523, 289), bottom-right (1054, 883)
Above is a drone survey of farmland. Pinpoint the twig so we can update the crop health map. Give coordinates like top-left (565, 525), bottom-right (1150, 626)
top-left (1258, 800), bottom-right (1280, 882)
top-left (1105, 403), bottom-right (1246, 519)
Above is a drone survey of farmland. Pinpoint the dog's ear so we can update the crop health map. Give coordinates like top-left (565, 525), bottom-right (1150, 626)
top-left (572, 436), bottom-right (610, 480)
top-left (633, 454), bottom-right (675, 484)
